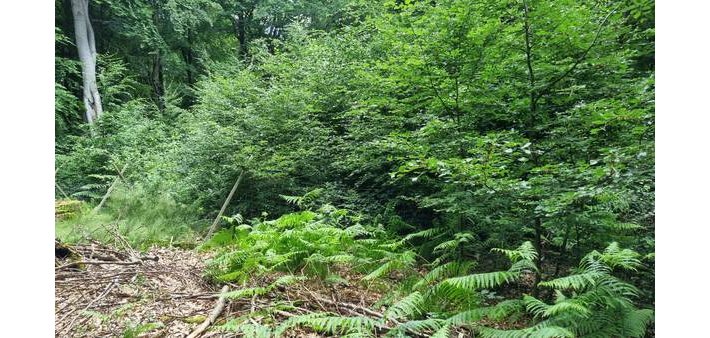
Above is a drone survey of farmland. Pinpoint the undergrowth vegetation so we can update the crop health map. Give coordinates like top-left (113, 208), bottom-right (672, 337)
top-left (199, 195), bottom-right (653, 337)
top-left (55, 186), bottom-right (198, 249)
top-left (202, 195), bottom-right (415, 284)
top-left (56, 0), bottom-right (654, 336)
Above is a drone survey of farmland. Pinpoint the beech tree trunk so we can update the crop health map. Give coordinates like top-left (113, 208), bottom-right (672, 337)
top-left (70, 0), bottom-right (103, 124)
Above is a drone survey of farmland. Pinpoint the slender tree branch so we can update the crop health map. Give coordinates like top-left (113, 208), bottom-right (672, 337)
top-left (523, 0), bottom-right (536, 92)
top-left (522, 0), bottom-right (538, 136)
top-left (535, 8), bottom-right (616, 101)
top-left (406, 25), bottom-right (455, 116)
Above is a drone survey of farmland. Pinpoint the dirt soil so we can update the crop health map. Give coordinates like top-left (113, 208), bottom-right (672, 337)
top-left (55, 241), bottom-right (387, 338)
top-left (56, 242), bottom-right (225, 337)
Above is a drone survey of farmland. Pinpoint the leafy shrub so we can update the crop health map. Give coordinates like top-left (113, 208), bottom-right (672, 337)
top-left (203, 198), bottom-right (409, 283)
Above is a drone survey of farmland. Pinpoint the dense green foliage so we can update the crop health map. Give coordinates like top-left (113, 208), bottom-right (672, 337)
top-left (202, 196), bottom-right (416, 283)
top-left (56, 0), bottom-right (654, 336)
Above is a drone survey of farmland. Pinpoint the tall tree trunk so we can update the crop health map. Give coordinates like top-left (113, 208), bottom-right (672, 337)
top-left (70, 0), bottom-right (103, 124)
top-left (181, 29), bottom-right (196, 106)
top-left (151, 50), bottom-right (166, 112)
top-left (149, 1), bottom-right (166, 112)
top-left (233, 9), bottom-right (252, 59)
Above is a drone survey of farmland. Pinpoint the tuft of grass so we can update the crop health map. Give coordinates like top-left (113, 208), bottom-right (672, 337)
top-left (55, 186), bottom-right (200, 249)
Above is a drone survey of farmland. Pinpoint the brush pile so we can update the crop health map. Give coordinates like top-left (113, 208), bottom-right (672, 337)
top-left (54, 237), bottom-right (395, 337)
top-left (55, 239), bottom-right (220, 337)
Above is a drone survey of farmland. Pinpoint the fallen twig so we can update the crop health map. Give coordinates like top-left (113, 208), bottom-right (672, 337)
top-left (61, 278), bottom-right (118, 335)
top-left (186, 285), bottom-right (230, 338)
top-left (310, 293), bottom-right (385, 319)
top-left (55, 260), bottom-right (142, 271)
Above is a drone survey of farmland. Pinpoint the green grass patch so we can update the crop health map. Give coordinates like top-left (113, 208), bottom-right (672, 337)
top-left (55, 186), bottom-right (200, 249)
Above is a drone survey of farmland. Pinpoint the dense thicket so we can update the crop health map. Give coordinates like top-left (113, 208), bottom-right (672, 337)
top-left (56, 0), bottom-right (654, 336)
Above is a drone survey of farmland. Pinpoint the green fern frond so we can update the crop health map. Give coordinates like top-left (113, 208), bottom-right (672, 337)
top-left (508, 259), bottom-right (538, 274)
top-left (545, 300), bottom-right (591, 318)
top-left (222, 275), bottom-right (304, 299)
top-left (599, 242), bottom-right (642, 271)
top-left (280, 188), bottom-right (323, 208)
top-left (402, 228), bottom-right (441, 242)
top-left (363, 251), bottom-right (416, 281)
top-left (272, 275), bottom-right (307, 287)
top-left (524, 295), bottom-right (551, 318)
top-left (443, 271), bottom-right (518, 290)
top-left (538, 272), bottom-right (602, 291)
top-left (222, 286), bottom-right (269, 300)
top-left (302, 187), bottom-right (324, 200)
top-left (621, 308), bottom-right (654, 338)
top-left (433, 238), bottom-right (463, 253)
top-left (595, 276), bottom-right (639, 299)
top-left (341, 331), bottom-right (376, 338)
top-left (431, 323), bottom-right (451, 338)
top-left (273, 211), bottom-right (316, 228)
top-left (447, 308), bottom-right (489, 326)
top-left (579, 254), bottom-right (612, 274)
top-left (553, 290), bottom-right (567, 303)
top-left (425, 281), bottom-right (480, 308)
top-left (492, 241), bottom-right (538, 262)
top-left (393, 318), bottom-right (446, 334)
top-left (384, 291), bottom-right (424, 321)
top-left (345, 224), bottom-right (373, 237)
top-left (87, 174), bottom-right (116, 181)
top-left (222, 213), bottom-right (244, 224)
top-left (78, 183), bottom-right (109, 190)
top-left (215, 320), bottom-right (272, 337)
top-left (216, 271), bottom-right (245, 282)
top-left (433, 232), bottom-right (474, 254)
top-left (529, 326), bottom-right (576, 338)
top-left (413, 261), bottom-right (474, 290)
top-left (280, 194), bottom-right (304, 206)
top-left (488, 299), bottom-right (525, 321)
top-left (71, 190), bottom-right (103, 198)
top-left (604, 221), bottom-right (643, 231)
top-left (281, 314), bottom-right (378, 335)
top-left (307, 253), bottom-right (356, 264)
top-left (238, 323), bottom-right (272, 337)
top-left (274, 312), bottom-right (329, 336)
top-left (478, 324), bottom-right (574, 338)
top-left (363, 260), bottom-right (398, 281)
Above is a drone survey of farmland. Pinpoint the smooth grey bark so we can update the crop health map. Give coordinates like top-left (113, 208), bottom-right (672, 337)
top-left (71, 0), bottom-right (103, 124)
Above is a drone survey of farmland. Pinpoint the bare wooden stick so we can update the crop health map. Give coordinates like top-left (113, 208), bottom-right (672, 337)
top-left (93, 163), bottom-right (128, 213)
top-left (55, 182), bottom-right (70, 199)
top-left (55, 260), bottom-right (142, 270)
top-left (55, 164), bottom-right (71, 199)
top-left (205, 169), bottom-right (245, 240)
top-left (103, 222), bottom-right (139, 260)
top-left (61, 278), bottom-right (118, 335)
top-left (111, 161), bottom-right (126, 181)
top-left (310, 294), bottom-right (386, 320)
top-left (186, 285), bottom-right (230, 338)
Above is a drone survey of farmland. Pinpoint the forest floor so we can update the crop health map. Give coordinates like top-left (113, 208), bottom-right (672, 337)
top-left (54, 240), bottom-right (386, 337)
